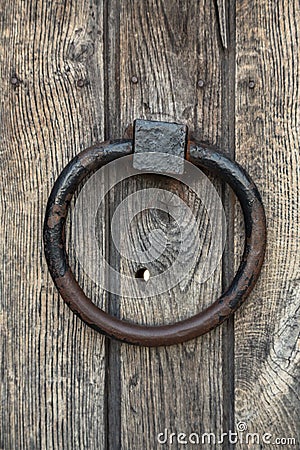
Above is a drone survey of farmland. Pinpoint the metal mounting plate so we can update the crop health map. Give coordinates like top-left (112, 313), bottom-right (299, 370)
top-left (133, 119), bottom-right (187, 174)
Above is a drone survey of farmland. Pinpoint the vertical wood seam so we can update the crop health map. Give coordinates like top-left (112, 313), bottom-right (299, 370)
top-left (220, 0), bottom-right (236, 447)
top-left (103, 1), bottom-right (122, 449)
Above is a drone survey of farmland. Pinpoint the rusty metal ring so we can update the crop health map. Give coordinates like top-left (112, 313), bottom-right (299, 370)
top-left (44, 140), bottom-right (266, 346)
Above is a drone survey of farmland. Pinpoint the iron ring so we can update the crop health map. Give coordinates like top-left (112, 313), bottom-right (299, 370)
top-left (43, 140), bottom-right (266, 346)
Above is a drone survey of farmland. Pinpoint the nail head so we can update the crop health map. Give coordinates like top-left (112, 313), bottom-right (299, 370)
top-left (131, 76), bottom-right (138, 84)
top-left (10, 76), bottom-right (20, 86)
top-left (76, 79), bottom-right (85, 88)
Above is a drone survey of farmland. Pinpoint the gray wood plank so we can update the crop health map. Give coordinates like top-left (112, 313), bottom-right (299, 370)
top-left (0, 1), bottom-right (107, 448)
top-left (105, 1), bottom-right (235, 448)
top-left (234, 1), bottom-right (300, 448)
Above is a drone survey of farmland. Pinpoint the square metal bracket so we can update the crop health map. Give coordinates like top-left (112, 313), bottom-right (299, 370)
top-left (133, 119), bottom-right (187, 174)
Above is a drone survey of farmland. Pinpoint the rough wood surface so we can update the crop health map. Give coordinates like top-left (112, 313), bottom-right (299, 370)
top-left (114, 1), bottom-right (232, 449)
top-left (0, 2), bottom-right (107, 449)
top-left (234, 1), bottom-right (300, 448)
top-left (1, 0), bottom-right (299, 449)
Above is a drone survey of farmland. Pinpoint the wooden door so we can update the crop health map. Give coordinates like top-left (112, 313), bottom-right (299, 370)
top-left (1, 1), bottom-right (299, 449)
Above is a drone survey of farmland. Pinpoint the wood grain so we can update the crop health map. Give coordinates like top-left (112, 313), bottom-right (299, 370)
top-left (2, 1), bottom-right (299, 449)
top-left (216, 0), bottom-right (229, 49)
top-left (234, 1), bottom-right (300, 448)
top-left (108, 1), bottom-right (233, 448)
top-left (0, 1), bottom-right (108, 449)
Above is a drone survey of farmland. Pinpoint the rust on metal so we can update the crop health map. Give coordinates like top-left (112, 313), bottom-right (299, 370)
top-left (44, 121), bottom-right (266, 347)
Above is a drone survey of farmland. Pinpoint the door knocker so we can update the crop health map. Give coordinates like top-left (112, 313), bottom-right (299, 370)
top-left (44, 119), bottom-right (266, 346)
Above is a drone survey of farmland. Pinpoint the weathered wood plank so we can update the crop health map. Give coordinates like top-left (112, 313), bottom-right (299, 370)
top-left (0, 1), bottom-right (107, 449)
top-left (3, 1), bottom-right (299, 450)
top-left (234, 1), bottom-right (300, 448)
top-left (108, 1), bottom-right (233, 448)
